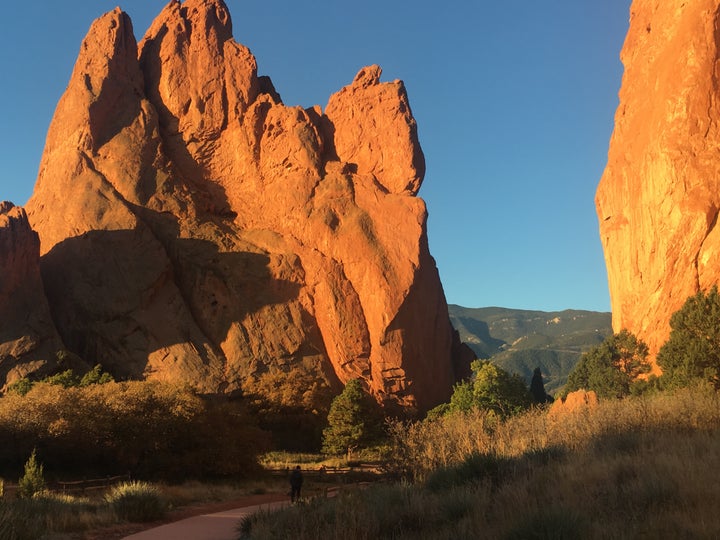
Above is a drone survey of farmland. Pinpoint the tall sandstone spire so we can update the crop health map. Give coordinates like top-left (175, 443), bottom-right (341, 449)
top-left (597, 0), bottom-right (720, 361)
top-left (24, 0), bottom-right (472, 411)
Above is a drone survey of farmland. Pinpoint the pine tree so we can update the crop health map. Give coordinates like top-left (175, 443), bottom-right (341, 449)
top-left (18, 448), bottom-right (45, 498)
top-left (564, 330), bottom-right (650, 398)
top-left (321, 379), bottom-right (383, 456)
top-left (530, 367), bottom-right (552, 404)
top-left (658, 285), bottom-right (720, 389)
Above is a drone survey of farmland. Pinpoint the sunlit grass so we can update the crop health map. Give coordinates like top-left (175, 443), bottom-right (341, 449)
top-left (0, 491), bottom-right (116, 538)
top-left (241, 385), bottom-right (720, 539)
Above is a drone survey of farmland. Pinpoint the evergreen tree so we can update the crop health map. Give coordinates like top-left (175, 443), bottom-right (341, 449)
top-left (564, 330), bottom-right (650, 398)
top-left (321, 379), bottom-right (383, 456)
top-left (530, 367), bottom-right (553, 404)
top-left (657, 285), bottom-right (720, 389)
top-left (18, 448), bottom-right (45, 499)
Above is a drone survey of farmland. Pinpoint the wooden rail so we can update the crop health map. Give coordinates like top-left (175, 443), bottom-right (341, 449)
top-left (323, 481), bottom-right (371, 498)
top-left (2, 474), bottom-right (131, 499)
top-left (52, 473), bottom-right (131, 494)
top-left (266, 465), bottom-right (383, 478)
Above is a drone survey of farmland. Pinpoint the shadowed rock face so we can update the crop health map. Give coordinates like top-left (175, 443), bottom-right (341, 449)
top-left (22, 0), bottom-right (472, 411)
top-left (0, 202), bottom-right (64, 385)
top-left (597, 0), bottom-right (720, 362)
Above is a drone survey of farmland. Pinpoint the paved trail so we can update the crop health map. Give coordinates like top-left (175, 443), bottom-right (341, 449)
top-left (122, 500), bottom-right (287, 540)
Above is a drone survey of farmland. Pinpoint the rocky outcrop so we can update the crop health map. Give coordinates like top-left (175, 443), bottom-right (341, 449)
top-left (596, 0), bottom-right (720, 361)
top-left (549, 390), bottom-right (598, 416)
top-left (22, 0), bottom-right (470, 411)
top-left (0, 202), bottom-right (64, 385)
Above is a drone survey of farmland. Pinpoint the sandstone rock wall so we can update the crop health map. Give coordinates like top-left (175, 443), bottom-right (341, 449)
top-left (22, 0), bottom-right (471, 411)
top-left (597, 0), bottom-right (720, 360)
top-left (0, 202), bottom-right (64, 385)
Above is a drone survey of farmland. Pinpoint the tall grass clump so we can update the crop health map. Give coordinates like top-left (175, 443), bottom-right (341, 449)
top-left (0, 500), bottom-right (45, 540)
top-left (106, 481), bottom-right (167, 522)
top-left (0, 493), bottom-right (112, 538)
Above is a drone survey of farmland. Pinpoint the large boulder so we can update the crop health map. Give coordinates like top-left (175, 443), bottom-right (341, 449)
top-left (24, 0), bottom-right (471, 412)
top-left (596, 0), bottom-right (720, 362)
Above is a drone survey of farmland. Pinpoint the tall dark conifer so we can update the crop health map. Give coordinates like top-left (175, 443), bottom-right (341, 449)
top-left (530, 367), bottom-right (552, 404)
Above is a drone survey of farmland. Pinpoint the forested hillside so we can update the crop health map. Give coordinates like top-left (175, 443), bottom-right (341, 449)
top-left (449, 305), bottom-right (612, 395)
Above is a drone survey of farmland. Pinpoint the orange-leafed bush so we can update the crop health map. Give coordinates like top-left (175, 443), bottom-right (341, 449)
top-left (0, 381), bottom-right (269, 480)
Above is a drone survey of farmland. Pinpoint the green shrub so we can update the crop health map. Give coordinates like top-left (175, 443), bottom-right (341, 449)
top-left (42, 369), bottom-right (80, 388)
top-left (6, 378), bottom-right (33, 396)
top-left (17, 449), bottom-right (45, 499)
top-left (105, 481), bottom-right (167, 522)
top-left (79, 364), bottom-right (114, 386)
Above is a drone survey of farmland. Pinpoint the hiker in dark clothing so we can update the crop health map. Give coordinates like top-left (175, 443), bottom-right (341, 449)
top-left (289, 465), bottom-right (303, 503)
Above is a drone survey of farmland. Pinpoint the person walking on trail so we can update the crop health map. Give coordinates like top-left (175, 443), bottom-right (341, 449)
top-left (289, 465), bottom-right (303, 503)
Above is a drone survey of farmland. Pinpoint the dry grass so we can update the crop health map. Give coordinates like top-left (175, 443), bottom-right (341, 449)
top-left (0, 480), bottom-right (284, 539)
top-left (0, 492), bottom-right (116, 539)
top-left (241, 385), bottom-right (720, 539)
top-left (387, 383), bottom-right (720, 481)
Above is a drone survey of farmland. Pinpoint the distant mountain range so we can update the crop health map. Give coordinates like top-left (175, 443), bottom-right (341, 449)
top-left (448, 305), bottom-right (612, 396)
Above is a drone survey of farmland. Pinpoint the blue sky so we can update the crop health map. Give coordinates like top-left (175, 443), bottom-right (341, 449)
top-left (0, 1), bottom-right (631, 313)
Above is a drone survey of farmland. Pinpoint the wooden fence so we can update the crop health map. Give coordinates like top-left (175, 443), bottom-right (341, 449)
top-left (3, 473), bottom-right (131, 499)
top-left (52, 473), bottom-right (132, 494)
top-left (267, 464), bottom-right (383, 479)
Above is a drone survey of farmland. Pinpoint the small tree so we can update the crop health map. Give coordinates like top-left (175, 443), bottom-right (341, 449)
top-left (428, 360), bottom-right (531, 418)
top-left (321, 379), bottom-right (383, 457)
top-left (564, 330), bottom-right (650, 398)
top-left (471, 360), bottom-right (532, 416)
top-left (18, 449), bottom-right (45, 499)
top-left (658, 285), bottom-right (720, 389)
top-left (448, 379), bottom-right (475, 413)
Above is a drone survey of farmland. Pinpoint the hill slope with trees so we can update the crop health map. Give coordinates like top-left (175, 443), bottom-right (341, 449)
top-left (448, 305), bottom-right (612, 395)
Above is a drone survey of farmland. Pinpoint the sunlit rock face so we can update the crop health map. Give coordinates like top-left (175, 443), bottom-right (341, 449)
top-left (24, 0), bottom-right (473, 411)
top-left (0, 202), bottom-right (64, 385)
top-left (597, 0), bottom-right (720, 362)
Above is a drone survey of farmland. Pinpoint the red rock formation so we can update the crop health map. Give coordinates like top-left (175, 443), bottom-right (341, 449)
top-left (596, 0), bottom-right (720, 361)
top-left (548, 389), bottom-right (598, 416)
top-left (0, 202), bottom-right (64, 385)
top-left (24, 0), bottom-right (470, 411)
